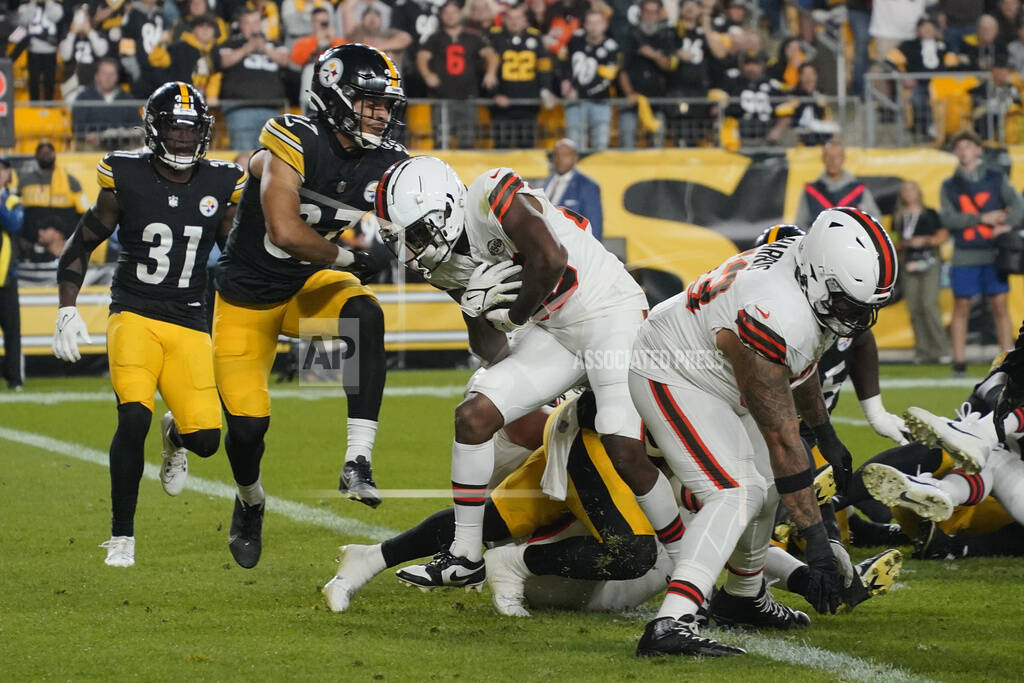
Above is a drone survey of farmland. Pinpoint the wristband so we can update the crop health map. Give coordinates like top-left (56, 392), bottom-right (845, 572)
top-left (334, 246), bottom-right (354, 267)
top-left (859, 394), bottom-right (886, 422)
top-left (775, 467), bottom-right (813, 494)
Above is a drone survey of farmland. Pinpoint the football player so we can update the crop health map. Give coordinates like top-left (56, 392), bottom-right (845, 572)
top-left (52, 82), bottom-right (246, 568)
top-left (324, 389), bottom-right (658, 616)
top-left (628, 208), bottom-right (898, 657)
top-left (212, 44), bottom-right (408, 569)
top-left (375, 157), bottom-right (686, 592)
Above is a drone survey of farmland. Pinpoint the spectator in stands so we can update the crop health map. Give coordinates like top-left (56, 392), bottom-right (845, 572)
top-left (215, 8), bottom-right (290, 150)
top-left (561, 8), bottom-right (620, 151)
top-left (246, 0), bottom-right (282, 42)
top-left (72, 57), bottom-right (142, 149)
top-left (120, 0), bottom-right (168, 97)
top-left (940, 129), bottom-right (1022, 376)
top-left (767, 37), bottom-right (809, 91)
top-left (794, 140), bottom-right (881, 227)
top-left (892, 179), bottom-right (950, 364)
top-left (417, 0), bottom-right (498, 149)
top-left (960, 15), bottom-right (1009, 72)
top-left (342, 0), bottom-right (392, 35)
top-left (58, 3), bottom-right (109, 101)
top-left (463, 0), bottom-right (497, 34)
top-left (996, 0), bottom-right (1022, 44)
top-left (1009, 20), bottom-right (1024, 73)
top-left (391, 0), bottom-right (440, 97)
top-left (847, 0), bottom-right (872, 96)
top-left (524, 0), bottom-right (551, 35)
top-left (150, 14), bottom-right (221, 96)
top-left (291, 7), bottom-right (344, 112)
top-left (969, 52), bottom-right (1022, 141)
top-left (938, 0), bottom-right (984, 52)
top-left (346, 7), bottom-right (413, 67)
top-left (15, 0), bottom-right (63, 100)
top-left (769, 63), bottom-right (839, 145)
top-left (17, 142), bottom-right (88, 284)
top-left (668, 0), bottom-right (722, 146)
top-left (489, 4), bottom-right (553, 149)
top-left (0, 159), bottom-right (24, 391)
top-left (281, 0), bottom-right (338, 52)
top-left (618, 0), bottom-right (676, 148)
top-left (719, 49), bottom-right (777, 143)
top-left (543, 138), bottom-right (603, 240)
top-left (868, 0), bottom-right (924, 113)
top-left (544, 0), bottom-right (590, 56)
top-left (171, 0), bottom-right (229, 43)
top-left (887, 16), bottom-right (958, 138)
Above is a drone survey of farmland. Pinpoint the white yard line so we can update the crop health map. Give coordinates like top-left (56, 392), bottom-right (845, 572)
top-left (0, 384), bottom-right (466, 404)
top-left (1, 423), bottom-right (935, 682)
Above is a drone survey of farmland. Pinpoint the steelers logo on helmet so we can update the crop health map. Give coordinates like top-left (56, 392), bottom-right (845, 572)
top-left (363, 181), bottom-right (378, 204)
top-left (319, 58), bottom-right (344, 87)
top-left (199, 195), bottom-right (219, 217)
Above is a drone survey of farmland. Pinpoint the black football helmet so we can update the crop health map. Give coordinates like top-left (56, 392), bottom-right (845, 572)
top-left (144, 81), bottom-right (213, 170)
top-left (753, 224), bottom-right (805, 247)
top-left (308, 43), bottom-right (406, 149)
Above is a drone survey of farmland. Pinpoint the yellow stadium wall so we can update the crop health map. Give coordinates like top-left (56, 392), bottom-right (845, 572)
top-left (11, 147), bottom-right (1024, 354)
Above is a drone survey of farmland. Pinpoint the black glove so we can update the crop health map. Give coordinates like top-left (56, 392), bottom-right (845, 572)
top-left (802, 522), bottom-right (844, 615)
top-left (344, 248), bottom-right (388, 284)
top-left (811, 422), bottom-right (853, 497)
top-left (994, 381), bottom-right (1024, 443)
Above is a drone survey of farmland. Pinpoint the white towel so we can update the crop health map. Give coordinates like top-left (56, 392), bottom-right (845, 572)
top-left (540, 393), bottom-right (581, 501)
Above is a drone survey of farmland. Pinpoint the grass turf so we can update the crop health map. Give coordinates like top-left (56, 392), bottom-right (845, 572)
top-left (1, 366), bottom-right (1021, 681)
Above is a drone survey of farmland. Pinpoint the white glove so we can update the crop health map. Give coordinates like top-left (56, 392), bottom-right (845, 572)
top-left (485, 307), bottom-right (526, 333)
top-left (829, 538), bottom-right (855, 588)
top-left (53, 306), bottom-right (92, 362)
top-left (861, 395), bottom-right (909, 444)
top-left (459, 260), bottom-right (522, 318)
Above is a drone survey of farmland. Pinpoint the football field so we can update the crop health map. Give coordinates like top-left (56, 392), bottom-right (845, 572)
top-left (1, 366), bottom-right (1022, 681)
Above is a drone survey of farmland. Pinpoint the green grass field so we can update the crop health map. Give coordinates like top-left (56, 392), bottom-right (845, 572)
top-left (1, 366), bottom-right (1022, 682)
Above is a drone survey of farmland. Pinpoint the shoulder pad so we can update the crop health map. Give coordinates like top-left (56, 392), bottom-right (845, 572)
top-left (259, 114), bottom-right (318, 181)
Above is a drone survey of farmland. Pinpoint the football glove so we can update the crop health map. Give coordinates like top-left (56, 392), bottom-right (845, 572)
top-left (53, 306), bottom-right (92, 362)
top-left (861, 395), bottom-right (909, 445)
top-left (336, 247), bottom-right (387, 284)
top-left (485, 307), bottom-right (526, 333)
top-left (803, 523), bottom-right (844, 614)
top-left (460, 261), bottom-right (523, 318)
top-left (811, 422), bottom-right (853, 497)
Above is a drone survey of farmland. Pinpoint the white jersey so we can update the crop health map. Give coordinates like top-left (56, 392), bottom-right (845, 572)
top-left (631, 237), bottom-right (834, 410)
top-left (425, 168), bottom-right (647, 327)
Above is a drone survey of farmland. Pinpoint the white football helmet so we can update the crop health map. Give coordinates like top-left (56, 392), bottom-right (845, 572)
top-left (796, 207), bottom-right (898, 336)
top-left (375, 156), bottom-right (466, 274)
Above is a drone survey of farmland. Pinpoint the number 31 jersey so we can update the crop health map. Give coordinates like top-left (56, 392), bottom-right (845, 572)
top-left (98, 151), bottom-right (246, 332)
top-left (632, 236), bottom-right (833, 411)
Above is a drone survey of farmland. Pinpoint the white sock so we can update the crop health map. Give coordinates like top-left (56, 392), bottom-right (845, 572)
top-left (636, 473), bottom-right (686, 560)
top-left (764, 544), bottom-right (804, 588)
top-left (450, 439), bottom-right (494, 563)
top-left (940, 468), bottom-right (991, 507)
top-left (238, 477), bottom-right (266, 506)
top-left (990, 447), bottom-right (1024, 524)
top-left (346, 418), bottom-right (378, 463)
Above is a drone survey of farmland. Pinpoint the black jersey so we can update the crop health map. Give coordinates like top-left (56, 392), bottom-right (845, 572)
top-left (818, 335), bottom-right (856, 414)
top-left (489, 26), bottom-right (552, 99)
top-left (215, 114), bottom-right (409, 305)
top-left (98, 151), bottom-right (246, 331)
top-left (563, 31), bottom-right (619, 99)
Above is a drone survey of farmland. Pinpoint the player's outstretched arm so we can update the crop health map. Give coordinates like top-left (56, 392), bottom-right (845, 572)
top-left (256, 150), bottom-right (358, 267)
top-left (848, 330), bottom-right (908, 444)
top-left (53, 188), bottom-right (119, 362)
top-left (500, 194), bottom-right (567, 327)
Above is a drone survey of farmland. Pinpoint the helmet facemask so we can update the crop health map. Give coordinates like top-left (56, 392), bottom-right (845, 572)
top-left (812, 277), bottom-right (881, 336)
top-left (309, 73), bottom-right (406, 149)
top-left (146, 111), bottom-right (211, 171)
top-left (380, 203), bottom-right (458, 275)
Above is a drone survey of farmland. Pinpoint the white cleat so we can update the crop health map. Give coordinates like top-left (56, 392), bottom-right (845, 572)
top-left (159, 411), bottom-right (188, 496)
top-left (862, 463), bottom-right (954, 522)
top-left (904, 404), bottom-right (993, 474)
top-left (100, 536), bottom-right (135, 567)
top-left (485, 544), bottom-right (532, 617)
top-left (323, 544), bottom-right (385, 612)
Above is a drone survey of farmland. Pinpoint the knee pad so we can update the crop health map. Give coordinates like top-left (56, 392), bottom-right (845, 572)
top-left (224, 413), bottom-right (269, 451)
top-left (180, 428), bottom-right (221, 458)
top-left (116, 402), bottom-right (152, 444)
top-left (340, 295), bottom-right (383, 333)
top-left (592, 383), bottom-right (641, 439)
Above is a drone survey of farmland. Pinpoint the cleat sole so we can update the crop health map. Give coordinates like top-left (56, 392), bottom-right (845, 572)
top-left (862, 464), bottom-right (952, 522)
top-left (903, 411), bottom-right (981, 474)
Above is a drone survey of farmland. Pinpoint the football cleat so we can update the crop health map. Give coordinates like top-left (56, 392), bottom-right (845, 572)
top-left (100, 535), bottom-right (135, 567)
top-left (843, 548), bottom-right (902, 609)
top-left (484, 544), bottom-right (531, 617)
top-left (904, 404), bottom-right (993, 474)
top-left (339, 456), bottom-right (381, 508)
top-left (395, 549), bottom-right (485, 591)
top-left (848, 514), bottom-right (909, 547)
top-left (159, 411), bottom-right (188, 496)
top-left (862, 463), bottom-right (954, 522)
top-left (228, 497), bottom-right (264, 569)
top-left (636, 615), bottom-right (746, 658)
top-left (813, 463), bottom-right (837, 505)
top-left (913, 521), bottom-right (967, 560)
top-left (323, 544), bottom-right (385, 612)
top-left (710, 581), bottom-right (810, 630)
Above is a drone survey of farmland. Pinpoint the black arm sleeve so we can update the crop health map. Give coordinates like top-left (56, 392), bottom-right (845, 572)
top-left (56, 208), bottom-right (116, 288)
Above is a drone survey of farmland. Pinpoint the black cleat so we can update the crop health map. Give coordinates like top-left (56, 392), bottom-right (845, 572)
top-left (913, 521), bottom-right (966, 560)
top-left (228, 497), bottom-right (264, 569)
top-left (849, 514), bottom-right (911, 547)
top-left (710, 582), bottom-right (810, 630)
top-left (339, 456), bottom-right (381, 508)
top-left (395, 550), bottom-right (485, 590)
top-left (636, 615), bottom-right (746, 658)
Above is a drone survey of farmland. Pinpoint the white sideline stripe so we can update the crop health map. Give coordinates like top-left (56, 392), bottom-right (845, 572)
top-left (0, 384), bottom-right (466, 404)
top-left (2, 424), bottom-right (934, 682)
top-left (0, 425), bottom-right (396, 542)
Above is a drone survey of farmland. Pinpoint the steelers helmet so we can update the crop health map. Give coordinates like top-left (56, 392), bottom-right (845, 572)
top-left (308, 43), bottom-right (406, 149)
top-left (754, 224), bottom-right (805, 247)
top-left (144, 81), bottom-right (213, 171)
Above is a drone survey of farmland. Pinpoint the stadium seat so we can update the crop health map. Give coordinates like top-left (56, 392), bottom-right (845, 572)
top-left (13, 105), bottom-right (71, 153)
top-left (930, 75), bottom-right (979, 146)
top-left (405, 102), bottom-right (433, 150)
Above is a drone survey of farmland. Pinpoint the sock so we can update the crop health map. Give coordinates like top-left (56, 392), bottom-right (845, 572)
top-left (168, 420), bottom-right (183, 448)
top-left (636, 472), bottom-right (685, 559)
top-left (989, 447), bottom-right (1024, 523)
top-left (1005, 408), bottom-right (1024, 439)
top-left (109, 403), bottom-right (152, 537)
top-left (786, 566), bottom-right (811, 596)
top-left (657, 579), bottom-right (705, 620)
top-left (238, 477), bottom-right (266, 506)
top-left (941, 470), bottom-right (989, 507)
top-left (449, 439), bottom-right (494, 562)
top-left (765, 544), bottom-right (806, 591)
top-left (524, 534), bottom-right (657, 580)
top-left (346, 418), bottom-right (378, 463)
top-left (380, 503), bottom-right (511, 567)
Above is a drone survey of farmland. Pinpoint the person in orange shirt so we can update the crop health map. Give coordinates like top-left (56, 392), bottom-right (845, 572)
top-left (292, 7), bottom-right (345, 110)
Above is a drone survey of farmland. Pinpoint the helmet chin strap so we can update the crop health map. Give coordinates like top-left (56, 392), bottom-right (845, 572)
top-left (157, 143), bottom-right (199, 170)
